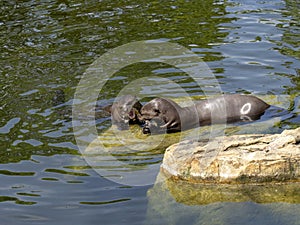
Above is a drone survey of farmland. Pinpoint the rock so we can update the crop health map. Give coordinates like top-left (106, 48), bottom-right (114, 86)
top-left (161, 127), bottom-right (300, 183)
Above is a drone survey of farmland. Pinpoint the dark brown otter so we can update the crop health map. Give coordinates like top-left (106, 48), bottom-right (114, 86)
top-left (139, 94), bottom-right (270, 134)
top-left (104, 95), bottom-right (142, 130)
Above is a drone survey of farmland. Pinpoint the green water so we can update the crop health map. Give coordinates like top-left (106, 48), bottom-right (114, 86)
top-left (0, 0), bottom-right (299, 224)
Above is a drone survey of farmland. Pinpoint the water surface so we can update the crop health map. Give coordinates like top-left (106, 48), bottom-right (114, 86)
top-left (0, 0), bottom-right (299, 224)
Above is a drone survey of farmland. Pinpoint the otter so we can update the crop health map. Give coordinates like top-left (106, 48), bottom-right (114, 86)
top-left (104, 95), bottom-right (142, 130)
top-left (139, 94), bottom-right (270, 134)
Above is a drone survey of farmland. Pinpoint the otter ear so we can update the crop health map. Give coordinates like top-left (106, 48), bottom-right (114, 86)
top-left (103, 104), bottom-right (112, 114)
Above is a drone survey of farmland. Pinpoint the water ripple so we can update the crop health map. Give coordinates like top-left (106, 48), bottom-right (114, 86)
top-left (0, 118), bottom-right (21, 134)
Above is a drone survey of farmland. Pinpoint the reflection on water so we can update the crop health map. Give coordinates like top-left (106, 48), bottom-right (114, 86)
top-left (0, 0), bottom-right (299, 224)
top-left (147, 173), bottom-right (300, 225)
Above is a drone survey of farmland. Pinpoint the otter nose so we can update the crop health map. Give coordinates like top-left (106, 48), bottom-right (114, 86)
top-left (142, 120), bottom-right (151, 134)
top-left (142, 118), bottom-right (166, 134)
top-left (142, 127), bottom-right (151, 134)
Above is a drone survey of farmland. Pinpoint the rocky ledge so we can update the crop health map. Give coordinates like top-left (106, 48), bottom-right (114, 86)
top-left (161, 127), bottom-right (300, 183)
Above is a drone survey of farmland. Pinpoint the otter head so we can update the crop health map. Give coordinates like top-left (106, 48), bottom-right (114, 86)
top-left (139, 98), bottom-right (181, 134)
top-left (106, 95), bottom-right (142, 130)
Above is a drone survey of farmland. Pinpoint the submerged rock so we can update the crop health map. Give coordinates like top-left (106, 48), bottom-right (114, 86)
top-left (146, 172), bottom-right (300, 225)
top-left (161, 127), bottom-right (300, 183)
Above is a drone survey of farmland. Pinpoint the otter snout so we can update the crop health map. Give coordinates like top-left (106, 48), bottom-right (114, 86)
top-left (142, 117), bottom-right (166, 134)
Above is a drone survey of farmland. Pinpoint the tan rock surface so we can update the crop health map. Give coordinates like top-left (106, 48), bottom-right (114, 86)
top-left (161, 127), bottom-right (300, 183)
